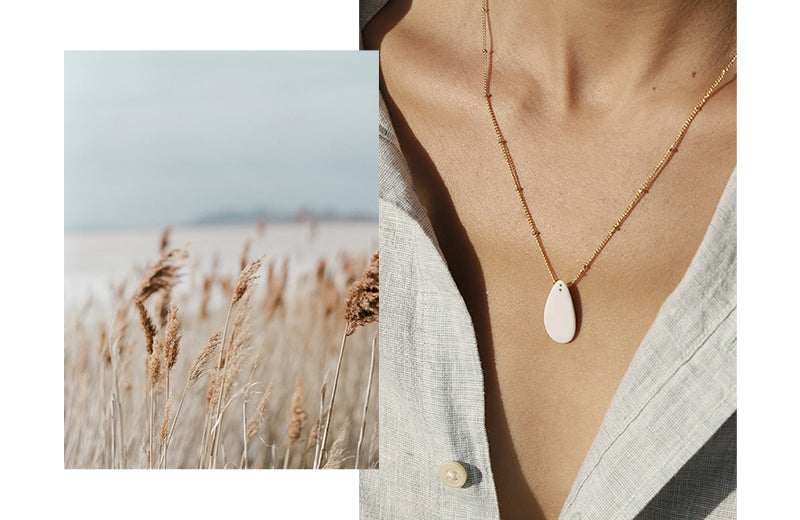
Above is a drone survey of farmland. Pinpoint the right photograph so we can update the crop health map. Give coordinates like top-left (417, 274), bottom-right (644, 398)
top-left (361, 0), bottom-right (736, 518)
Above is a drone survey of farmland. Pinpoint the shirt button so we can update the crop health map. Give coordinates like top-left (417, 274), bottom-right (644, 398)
top-left (438, 460), bottom-right (468, 488)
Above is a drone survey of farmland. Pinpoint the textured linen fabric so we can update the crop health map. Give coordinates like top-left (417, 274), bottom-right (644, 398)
top-left (360, 2), bottom-right (737, 518)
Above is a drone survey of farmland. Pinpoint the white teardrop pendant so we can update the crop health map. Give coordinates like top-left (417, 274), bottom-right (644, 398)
top-left (543, 280), bottom-right (576, 344)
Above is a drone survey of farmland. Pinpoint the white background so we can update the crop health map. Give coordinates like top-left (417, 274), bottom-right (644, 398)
top-left (1, 1), bottom-right (798, 518)
top-left (1, 2), bottom-right (359, 519)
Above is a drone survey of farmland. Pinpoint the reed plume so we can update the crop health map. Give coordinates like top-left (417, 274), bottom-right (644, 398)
top-left (200, 275), bottom-right (213, 320)
top-left (306, 419), bottom-right (320, 456)
top-left (136, 246), bottom-right (187, 303)
top-left (163, 304), bottom-right (181, 372)
top-left (134, 297), bottom-right (157, 356)
top-left (246, 383), bottom-right (273, 442)
top-left (322, 423), bottom-right (349, 469)
top-left (344, 251), bottom-right (379, 336)
top-left (220, 276), bottom-right (232, 300)
top-left (284, 376), bottom-right (307, 468)
top-left (134, 244), bottom-right (186, 469)
top-left (98, 322), bottom-right (110, 367)
top-left (233, 255), bottom-right (263, 305)
top-left (147, 340), bottom-right (163, 389)
top-left (316, 258), bottom-right (326, 285)
top-left (159, 303), bottom-right (182, 467)
top-left (189, 330), bottom-right (222, 386)
top-left (158, 226), bottom-right (171, 254)
top-left (264, 258), bottom-right (288, 321)
top-left (160, 402), bottom-right (170, 447)
top-left (287, 376), bottom-right (307, 443)
top-left (206, 369), bottom-right (223, 413)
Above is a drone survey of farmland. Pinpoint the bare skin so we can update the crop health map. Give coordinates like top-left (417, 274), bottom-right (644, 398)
top-left (364, 1), bottom-right (736, 519)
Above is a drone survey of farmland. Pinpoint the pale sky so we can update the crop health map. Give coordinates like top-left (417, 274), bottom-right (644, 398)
top-left (65, 51), bottom-right (378, 231)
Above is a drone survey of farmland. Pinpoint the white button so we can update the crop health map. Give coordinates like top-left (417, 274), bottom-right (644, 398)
top-left (438, 460), bottom-right (467, 488)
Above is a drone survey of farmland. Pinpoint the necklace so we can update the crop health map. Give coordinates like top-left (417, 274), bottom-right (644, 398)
top-left (480, 0), bottom-right (737, 343)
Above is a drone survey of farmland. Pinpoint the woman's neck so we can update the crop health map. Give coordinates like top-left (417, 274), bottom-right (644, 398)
top-left (484, 0), bottom-right (737, 112)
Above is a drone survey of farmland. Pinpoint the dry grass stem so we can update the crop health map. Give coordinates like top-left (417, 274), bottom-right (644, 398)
top-left (318, 253), bottom-right (379, 467)
top-left (317, 324), bottom-right (348, 469)
top-left (355, 335), bottom-right (377, 469)
top-left (312, 377), bottom-right (328, 469)
top-left (162, 328), bottom-right (222, 468)
top-left (239, 240), bottom-right (251, 272)
top-left (208, 257), bottom-right (262, 468)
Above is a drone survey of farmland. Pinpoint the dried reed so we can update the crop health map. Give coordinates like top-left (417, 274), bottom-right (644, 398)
top-left (317, 251), bottom-right (379, 468)
top-left (159, 226), bottom-right (171, 253)
top-left (136, 246), bottom-right (187, 302)
top-left (206, 255), bottom-right (263, 469)
top-left (160, 329), bottom-right (221, 468)
top-left (284, 376), bottom-right (307, 468)
top-left (322, 421), bottom-right (350, 470)
top-left (355, 335), bottom-right (377, 469)
top-left (344, 251), bottom-right (379, 336)
top-left (65, 225), bottom-right (377, 470)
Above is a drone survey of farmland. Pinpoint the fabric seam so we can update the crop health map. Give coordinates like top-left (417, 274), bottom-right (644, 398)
top-left (619, 383), bottom-right (737, 517)
top-left (563, 305), bottom-right (737, 512)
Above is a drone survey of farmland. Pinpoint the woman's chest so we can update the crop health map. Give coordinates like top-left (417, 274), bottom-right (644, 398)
top-left (384, 81), bottom-right (734, 520)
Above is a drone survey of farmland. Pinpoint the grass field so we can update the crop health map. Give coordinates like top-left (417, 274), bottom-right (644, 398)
top-left (64, 221), bottom-right (378, 469)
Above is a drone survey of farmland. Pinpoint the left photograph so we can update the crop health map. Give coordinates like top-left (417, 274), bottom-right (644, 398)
top-left (64, 51), bottom-right (379, 469)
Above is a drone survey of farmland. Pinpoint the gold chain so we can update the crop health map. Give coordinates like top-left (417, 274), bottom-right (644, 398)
top-left (480, 0), bottom-right (737, 287)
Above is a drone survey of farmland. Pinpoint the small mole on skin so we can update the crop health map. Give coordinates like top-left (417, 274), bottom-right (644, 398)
top-left (652, 86), bottom-right (656, 90)
top-left (692, 71), bottom-right (697, 77)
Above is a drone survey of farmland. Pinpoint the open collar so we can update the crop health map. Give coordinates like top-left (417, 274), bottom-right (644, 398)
top-left (560, 169), bottom-right (737, 518)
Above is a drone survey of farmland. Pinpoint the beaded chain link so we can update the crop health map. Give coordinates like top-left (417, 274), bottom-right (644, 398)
top-left (480, 0), bottom-right (737, 287)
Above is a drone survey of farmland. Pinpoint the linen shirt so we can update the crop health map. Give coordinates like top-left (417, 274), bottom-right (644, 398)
top-left (359, 2), bottom-right (737, 518)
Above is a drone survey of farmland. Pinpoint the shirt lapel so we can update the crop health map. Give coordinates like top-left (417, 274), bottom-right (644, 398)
top-left (560, 170), bottom-right (737, 519)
